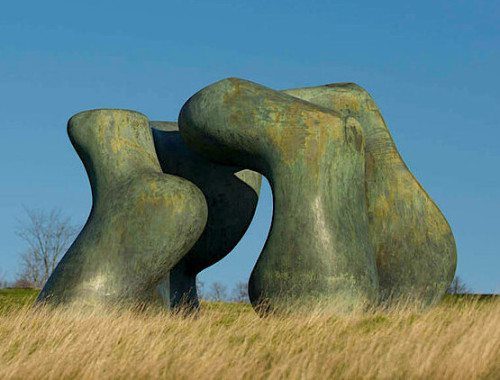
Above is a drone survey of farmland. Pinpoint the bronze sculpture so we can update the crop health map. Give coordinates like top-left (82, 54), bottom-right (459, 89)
top-left (39, 79), bottom-right (456, 313)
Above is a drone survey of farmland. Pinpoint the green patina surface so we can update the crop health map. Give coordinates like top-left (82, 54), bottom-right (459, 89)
top-left (36, 110), bottom-right (208, 307)
top-left (151, 121), bottom-right (261, 309)
top-left (179, 78), bottom-right (379, 312)
top-left (35, 79), bottom-right (456, 313)
top-left (283, 83), bottom-right (457, 304)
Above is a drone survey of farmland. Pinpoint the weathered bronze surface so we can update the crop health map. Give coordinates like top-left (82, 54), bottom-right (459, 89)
top-left (36, 110), bottom-right (208, 307)
top-left (179, 78), bottom-right (379, 312)
top-left (283, 83), bottom-right (456, 304)
top-left (37, 79), bottom-right (456, 313)
top-left (151, 121), bottom-right (261, 309)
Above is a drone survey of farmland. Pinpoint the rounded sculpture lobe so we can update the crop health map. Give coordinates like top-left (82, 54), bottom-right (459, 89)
top-left (36, 109), bottom-right (208, 307)
top-left (151, 121), bottom-right (261, 310)
top-left (283, 83), bottom-right (457, 305)
top-left (179, 78), bottom-right (379, 313)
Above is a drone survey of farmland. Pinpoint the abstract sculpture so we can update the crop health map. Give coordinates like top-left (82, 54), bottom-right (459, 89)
top-left (179, 78), bottom-right (379, 312)
top-left (36, 110), bottom-right (207, 306)
top-left (283, 83), bottom-right (457, 304)
top-left (151, 121), bottom-right (261, 309)
top-left (38, 78), bottom-right (456, 313)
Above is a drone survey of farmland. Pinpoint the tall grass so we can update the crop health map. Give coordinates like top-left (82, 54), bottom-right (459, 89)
top-left (0, 294), bottom-right (498, 379)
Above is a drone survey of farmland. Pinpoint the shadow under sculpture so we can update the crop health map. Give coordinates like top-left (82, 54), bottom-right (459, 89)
top-left (283, 84), bottom-right (457, 304)
top-left (150, 121), bottom-right (261, 310)
top-left (36, 110), bottom-right (208, 307)
top-left (179, 78), bottom-right (379, 313)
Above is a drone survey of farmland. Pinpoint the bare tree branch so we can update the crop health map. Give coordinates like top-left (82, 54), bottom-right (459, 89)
top-left (15, 208), bottom-right (79, 288)
top-left (447, 276), bottom-right (471, 295)
top-left (0, 270), bottom-right (9, 289)
top-left (196, 278), bottom-right (205, 301)
top-left (208, 282), bottom-right (228, 302)
top-left (231, 282), bottom-right (249, 303)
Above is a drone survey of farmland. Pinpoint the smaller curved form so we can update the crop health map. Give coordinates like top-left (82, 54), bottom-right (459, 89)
top-left (151, 121), bottom-right (261, 310)
top-left (283, 84), bottom-right (456, 304)
top-left (36, 110), bottom-right (207, 307)
top-left (179, 78), bottom-right (379, 313)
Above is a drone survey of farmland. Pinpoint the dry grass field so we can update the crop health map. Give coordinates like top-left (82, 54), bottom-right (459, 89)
top-left (0, 289), bottom-right (498, 379)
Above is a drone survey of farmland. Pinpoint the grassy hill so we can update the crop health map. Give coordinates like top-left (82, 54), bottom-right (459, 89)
top-left (0, 289), bottom-right (498, 379)
top-left (0, 288), bottom-right (39, 312)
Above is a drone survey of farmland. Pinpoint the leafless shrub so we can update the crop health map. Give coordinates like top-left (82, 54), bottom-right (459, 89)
top-left (196, 278), bottom-right (205, 300)
top-left (231, 282), bottom-right (249, 303)
top-left (208, 281), bottom-right (228, 302)
top-left (15, 208), bottom-right (79, 288)
top-left (447, 275), bottom-right (471, 295)
top-left (0, 272), bottom-right (9, 289)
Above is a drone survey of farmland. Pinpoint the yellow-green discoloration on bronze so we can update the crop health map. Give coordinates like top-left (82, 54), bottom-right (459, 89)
top-left (36, 110), bottom-right (208, 307)
top-left (283, 83), bottom-right (456, 305)
top-left (151, 121), bottom-right (261, 310)
top-left (179, 78), bottom-right (378, 313)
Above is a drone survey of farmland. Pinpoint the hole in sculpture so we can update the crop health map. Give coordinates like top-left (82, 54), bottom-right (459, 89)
top-left (197, 177), bottom-right (273, 302)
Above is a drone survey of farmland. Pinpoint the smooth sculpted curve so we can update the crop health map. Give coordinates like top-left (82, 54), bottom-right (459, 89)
top-left (151, 121), bottom-right (261, 310)
top-left (283, 83), bottom-right (456, 304)
top-left (179, 78), bottom-right (379, 313)
top-left (36, 110), bottom-right (208, 307)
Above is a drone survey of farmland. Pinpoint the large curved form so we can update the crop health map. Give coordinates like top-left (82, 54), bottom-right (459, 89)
top-left (179, 78), bottom-right (379, 312)
top-left (283, 83), bottom-right (456, 304)
top-left (151, 121), bottom-right (261, 309)
top-left (36, 110), bottom-right (207, 307)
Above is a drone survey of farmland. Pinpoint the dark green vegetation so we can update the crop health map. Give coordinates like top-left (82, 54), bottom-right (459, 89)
top-left (0, 289), bottom-right (39, 313)
top-left (179, 78), bottom-right (379, 312)
top-left (36, 110), bottom-right (208, 307)
top-left (151, 121), bottom-right (261, 310)
top-left (283, 83), bottom-right (457, 304)
top-left (0, 288), bottom-right (496, 313)
top-left (1, 288), bottom-right (258, 315)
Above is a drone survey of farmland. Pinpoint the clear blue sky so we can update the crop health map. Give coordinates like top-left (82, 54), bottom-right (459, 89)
top-left (1, 0), bottom-right (498, 294)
